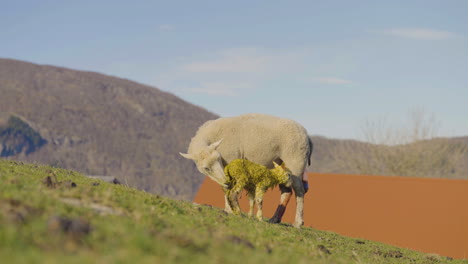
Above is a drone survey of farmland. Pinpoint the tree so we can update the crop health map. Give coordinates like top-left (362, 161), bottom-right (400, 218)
top-left (333, 109), bottom-right (468, 178)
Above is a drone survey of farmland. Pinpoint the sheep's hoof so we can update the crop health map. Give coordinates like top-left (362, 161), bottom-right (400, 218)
top-left (293, 220), bottom-right (304, 228)
top-left (268, 217), bottom-right (281, 224)
top-left (268, 204), bottom-right (286, 224)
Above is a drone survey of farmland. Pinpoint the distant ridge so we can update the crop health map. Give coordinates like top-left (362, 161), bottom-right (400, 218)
top-left (1, 58), bottom-right (467, 200)
top-left (309, 135), bottom-right (468, 179)
top-left (0, 58), bottom-right (217, 200)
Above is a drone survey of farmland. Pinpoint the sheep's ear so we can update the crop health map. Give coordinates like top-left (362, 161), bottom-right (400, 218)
top-left (209, 139), bottom-right (223, 150)
top-left (273, 161), bottom-right (280, 168)
top-left (179, 152), bottom-right (195, 160)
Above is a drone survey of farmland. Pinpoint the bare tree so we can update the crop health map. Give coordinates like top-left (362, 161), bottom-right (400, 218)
top-left (332, 108), bottom-right (468, 178)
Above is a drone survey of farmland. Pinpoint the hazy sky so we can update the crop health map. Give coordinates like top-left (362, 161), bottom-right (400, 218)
top-left (2, 0), bottom-right (467, 140)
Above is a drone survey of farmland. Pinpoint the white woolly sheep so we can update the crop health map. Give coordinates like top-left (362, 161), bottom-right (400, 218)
top-left (180, 113), bottom-right (312, 228)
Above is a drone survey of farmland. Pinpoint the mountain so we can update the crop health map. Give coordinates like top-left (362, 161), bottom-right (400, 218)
top-left (1, 58), bottom-right (467, 201)
top-left (0, 58), bottom-right (217, 200)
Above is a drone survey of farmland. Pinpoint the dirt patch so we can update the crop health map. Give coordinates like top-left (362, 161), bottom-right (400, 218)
top-left (384, 250), bottom-right (403, 258)
top-left (111, 178), bottom-right (121, 184)
top-left (42, 173), bottom-right (77, 189)
top-left (374, 250), bottom-right (403, 258)
top-left (47, 216), bottom-right (91, 238)
top-left (42, 175), bottom-right (57, 188)
top-left (59, 197), bottom-right (123, 215)
top-left (226, 235), bottom-right (255, 249)
top-left (62, 180), bottom-right (77, 188)
top-left (317, 244), bottom-right (331, 255)
top-left (0, 199), bottom-right (41, 223)
top-left (265, 244), bottom-right (273, 254)
top-left (165, 234), bottom-right (206, 252)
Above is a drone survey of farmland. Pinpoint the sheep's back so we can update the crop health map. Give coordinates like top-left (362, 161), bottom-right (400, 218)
top-left (191, 114), bottom-right (309, 169)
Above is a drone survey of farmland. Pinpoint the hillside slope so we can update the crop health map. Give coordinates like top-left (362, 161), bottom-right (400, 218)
top-left (0, 159), bottom-right (462, 264)
top-left (0, 58), bottom-right (217, 200)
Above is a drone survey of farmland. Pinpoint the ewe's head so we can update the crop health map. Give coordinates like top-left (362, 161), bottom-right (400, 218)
top-left (180, 139), bottom-right (227, 187)
top-left (271, 162), bottom-right (293, 187)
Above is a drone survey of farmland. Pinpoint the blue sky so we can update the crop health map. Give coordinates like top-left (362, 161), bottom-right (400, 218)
top-left (2, 0), bottom-right (467, 140)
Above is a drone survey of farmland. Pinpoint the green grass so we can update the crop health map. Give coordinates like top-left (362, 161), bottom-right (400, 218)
top-left (0, 159), bottom-right (465, 264)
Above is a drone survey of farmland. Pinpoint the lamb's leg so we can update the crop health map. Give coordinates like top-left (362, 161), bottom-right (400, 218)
top-left (227, 193), bottom-right (241, 215)
top-left (247, 192), bottom-right (255, 217)
top-left (227, 184), bottom-right (243, 215)
top-left (224, 196), bottom-right (233, 213)
top-left (268, 184), bottom-right (292, 223)
top-left (255, 188), bottom-right (266, 221)
top-left (223, 189), bottom-right (233, 213)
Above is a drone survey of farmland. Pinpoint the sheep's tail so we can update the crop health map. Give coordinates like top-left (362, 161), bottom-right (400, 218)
top-left (307, 137), bottom-right (313, 166)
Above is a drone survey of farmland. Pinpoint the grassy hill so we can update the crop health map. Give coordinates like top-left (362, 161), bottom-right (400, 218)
top-left (0, 159), bottom-right (463, 264)
top-left (0, 58), bottom-right (217, 200)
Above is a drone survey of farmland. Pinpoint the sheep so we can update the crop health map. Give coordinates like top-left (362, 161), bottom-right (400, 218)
top-left (180, 113), bottom-right (312, 228)
top-left (223, 159), bottom-right (293, 221)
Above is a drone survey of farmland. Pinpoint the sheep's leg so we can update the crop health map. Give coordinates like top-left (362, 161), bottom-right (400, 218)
top-left (291, 175), bottom-right (305, 228)
top-left (268, 184), bottom-right (292, 224)
top-left (255, 188), bottom-right (267, 221)
top-left (273, 157), bottom-right (307, 228)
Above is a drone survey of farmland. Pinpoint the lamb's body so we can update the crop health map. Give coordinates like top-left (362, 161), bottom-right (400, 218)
top-left (224, 159), bottom-right (292, 220)
top-left (181, 113), bottom-right (312, 227)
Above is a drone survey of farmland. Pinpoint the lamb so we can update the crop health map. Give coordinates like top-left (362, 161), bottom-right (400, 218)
top-left (223, 159), bottom-right (293, 221)
top-left (180, 113), bottom-right (313, 228)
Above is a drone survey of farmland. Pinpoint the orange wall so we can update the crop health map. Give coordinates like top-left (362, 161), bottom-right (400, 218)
top-left (194, 173), bottom-right (468, 259)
